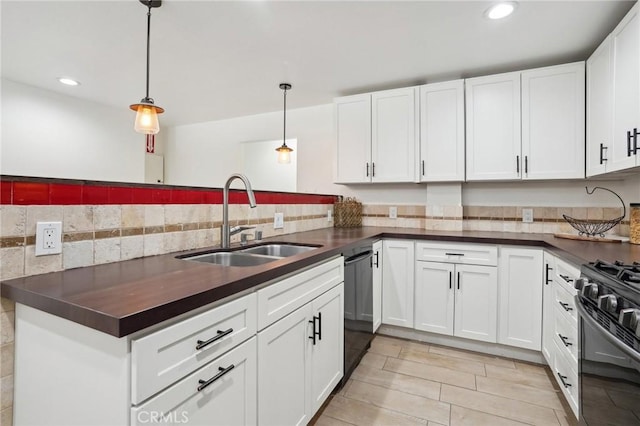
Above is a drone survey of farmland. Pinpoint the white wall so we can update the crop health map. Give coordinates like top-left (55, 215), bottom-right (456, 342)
top-left (165, 104), bottom-right (335, 192)
top-left (1, 79), bottom-right (146, 183)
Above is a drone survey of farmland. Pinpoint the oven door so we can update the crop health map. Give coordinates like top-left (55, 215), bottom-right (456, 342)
top-left (577, 299), bottom-right (640, 425)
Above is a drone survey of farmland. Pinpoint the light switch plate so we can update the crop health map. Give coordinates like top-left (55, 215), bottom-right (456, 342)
top-left (35, 221), bottom-right (62, 256)
top-left (274, 212), bottom-right (284, 229)
top-left (522, 208), bottom-right (534, 223)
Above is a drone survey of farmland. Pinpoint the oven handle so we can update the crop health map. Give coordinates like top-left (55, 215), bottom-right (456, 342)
top-left (575, 296), bottom-right (640, 364)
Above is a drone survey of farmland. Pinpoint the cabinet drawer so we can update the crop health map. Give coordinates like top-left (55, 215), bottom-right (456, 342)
top-left (554, 258), bottom-right (580, 293)
top-left (553, 280), bottom-right (577, 323)
top-left (552, 339), bottom-right (579, 419)
top-left (257, 257), bottom-right (343, 330)
top-left (553, 304), bottom-right (578, 364)
top-left (131, 337), bottom-right (257, 426)
top-left (131, 293), bottom-right (257, 404)
top-left (415, 242), bottom-right (497, 266)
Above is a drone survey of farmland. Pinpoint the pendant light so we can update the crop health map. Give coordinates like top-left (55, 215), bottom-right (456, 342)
top-left (130, 0), bottom-right (164, 135)
top-left (276, 83), bottom-right (293, 164)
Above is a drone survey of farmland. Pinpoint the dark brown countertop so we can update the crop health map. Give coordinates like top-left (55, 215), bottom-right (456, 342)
top-left (2, 227), bottom-right (639, 337)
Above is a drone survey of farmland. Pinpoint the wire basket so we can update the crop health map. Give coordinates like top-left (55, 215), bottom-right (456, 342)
top-left (562, 187), bottom-right (626, 238)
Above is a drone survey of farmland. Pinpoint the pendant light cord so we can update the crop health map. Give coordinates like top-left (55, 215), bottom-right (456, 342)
top-left (282, 86), bottom-right (287, 148)
top-left (145, 4), bottom-right (152, 100)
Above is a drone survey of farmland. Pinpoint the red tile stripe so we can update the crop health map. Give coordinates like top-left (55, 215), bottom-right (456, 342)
top-left (1, 177), bottom-right (338, 206)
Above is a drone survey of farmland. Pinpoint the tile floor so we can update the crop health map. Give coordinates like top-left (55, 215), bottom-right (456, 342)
top-left (313, 335), bottom-right (578, 426)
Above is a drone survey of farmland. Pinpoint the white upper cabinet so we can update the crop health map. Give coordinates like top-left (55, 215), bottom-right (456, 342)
top-left (465, 72), bottom-right (522, 181)
top-left (587, 37), bottom-right (614, 176)
top-left (419, 80), bottom-right (465, 182)
top-left (334, 94), bottom-right (371, 183)
top-left (467, 64), bottom-right (585, 181)
top-left (610, 3), bottom-right (640, 172)
top-left (521, 62), bottom-right (585, 180)
top-left (334, 87), bottom-right (418, 184)
top-left (587, 3), bottom-right (640, 176)
top-left (371, 87), bottom-right (418, 182)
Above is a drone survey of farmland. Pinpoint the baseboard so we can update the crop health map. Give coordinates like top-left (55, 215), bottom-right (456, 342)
top-left (377, 325), bottom-right (546, 365)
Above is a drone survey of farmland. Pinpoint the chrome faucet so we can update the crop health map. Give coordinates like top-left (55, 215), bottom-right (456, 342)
top-left (222, 174), bottom-right (257, 248)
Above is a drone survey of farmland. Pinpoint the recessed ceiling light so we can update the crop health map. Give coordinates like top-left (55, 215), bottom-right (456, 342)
top-left (485, 2), bottom-right (517, 20)
top-left (58, 77), bottom-right (80, 86)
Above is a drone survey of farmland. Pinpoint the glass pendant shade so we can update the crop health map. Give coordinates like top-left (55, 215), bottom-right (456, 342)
top-left (276, 145), bottom-right (293, 164)
top-left (131, 102), bottom-right (163, 134)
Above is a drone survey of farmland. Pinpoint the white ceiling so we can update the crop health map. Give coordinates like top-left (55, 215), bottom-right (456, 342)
top-left (2, 0), bottom-right (635, 127)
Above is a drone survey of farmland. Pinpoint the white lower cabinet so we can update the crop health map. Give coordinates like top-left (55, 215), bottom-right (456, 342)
top-left (131, 337), bottom-right (257, 426)
top-left (372, 240), bottom-right (383, 333)
top-left (257, 283), bottom-right (344, 426)
top-left (382, 240), bottom-right (415, 328)
top-left (498, 247), bottom-right (543, 350)
top-left (541, 253), bottom-right (580, 419)
top-left (455, 265), bottom-right (498, 343)
top-left (542, 252), bottom-right (556, 364)
top-left (414, 242), bottom-right (498, 344)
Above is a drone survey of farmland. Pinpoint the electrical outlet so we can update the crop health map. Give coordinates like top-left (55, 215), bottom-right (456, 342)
top-left (274, 212), bottom-right (284, 229)
top-left (389, 206), bottom-right (398, 219)
top-left (522, 208), bottom-right (534, 223)
top-left (35, 221), bottom-right (62, 256)
top-left (327, 209), bottom-right (333, 222)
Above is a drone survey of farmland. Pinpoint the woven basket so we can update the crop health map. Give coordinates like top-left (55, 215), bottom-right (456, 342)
top-left (334, 197), bottom-right (362, 228)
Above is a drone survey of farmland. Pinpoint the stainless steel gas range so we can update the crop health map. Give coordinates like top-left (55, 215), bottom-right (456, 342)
top-left (576, 260), bottom-right (640, 425)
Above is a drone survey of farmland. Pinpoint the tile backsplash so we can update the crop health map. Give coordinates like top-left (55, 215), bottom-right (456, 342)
top-left (362, 203), bottom-right (630, 236)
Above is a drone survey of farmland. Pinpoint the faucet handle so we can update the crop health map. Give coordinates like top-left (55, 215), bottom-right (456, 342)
top-left (240, 233), bottom-right (250, 246)
top-left (254, 230), bottom-right (263, 241)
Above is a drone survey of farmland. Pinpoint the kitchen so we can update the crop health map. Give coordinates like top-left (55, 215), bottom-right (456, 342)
top-left (2, 1), bottom-right (640, 425)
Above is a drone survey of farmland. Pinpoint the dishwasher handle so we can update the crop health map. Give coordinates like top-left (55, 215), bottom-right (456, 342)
top-left (344, 250), bottom-right (373, 266)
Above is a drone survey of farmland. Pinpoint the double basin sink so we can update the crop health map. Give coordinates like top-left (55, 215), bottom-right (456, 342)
top-left (178, 243), bottom-right (320, 267)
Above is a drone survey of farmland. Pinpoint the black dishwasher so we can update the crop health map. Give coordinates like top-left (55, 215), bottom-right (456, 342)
top-left (342, 243), bottom-right (375, 385)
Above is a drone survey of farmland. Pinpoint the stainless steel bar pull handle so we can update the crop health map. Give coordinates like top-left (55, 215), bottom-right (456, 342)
top-left (449, 271), bottom-right (452, 289)
top-left (457, 271), bottom-right (461, 290)
top-left (516, 156), bottom-right (520, 174)
top-left (524, 156), bottom-right (528, 174)
top-left (372, 162), bottom-right (375, 177)
top-left (197, 364), bottom-right (235, 391)
top-left (366, 163), bottom-right (369, 177)
top-left (196, 327), bottom-right (233, 350)
top-left (422, 160), bottom-right (425, 176)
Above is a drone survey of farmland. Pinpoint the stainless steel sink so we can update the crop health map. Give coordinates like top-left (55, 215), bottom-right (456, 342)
top-left (183, 252), bottom-right (280, 267)
top-left (179, 243), bottom-right (320, 267)
top-left (240, 244), bottom-right (318, 257)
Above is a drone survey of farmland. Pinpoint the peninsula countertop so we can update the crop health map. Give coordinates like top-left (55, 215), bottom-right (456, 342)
top-left (2, 227), bottom-right (638, 337)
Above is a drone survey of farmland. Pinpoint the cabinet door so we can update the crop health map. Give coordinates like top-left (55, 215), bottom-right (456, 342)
top-left (415, 261), bottom-right (454, 336)
top-left (382, 240), bottom-right (415, 328)
top-left (372, 240), bottom-right (383, 333)
top-left (371, 87), bottom-right (418, 182)
top-left (610, 4), bottom-right (640, 172)
top-left (454, 264), bottom-right (497, 343)
top-left (542, 252), bottom-right (556, 365)
top-left (466, 72), bottom-right (521, 181)
top-left (521, 62), bottom-right (585, 180)
top-left (310, 284), bottom-right (344, 414)
top-left (131, 337), bottom-right (257, 426)
top-left (419, 80), bottom-right (465, 182)
top-left (258, 304), bottom-right (312, 426)
top-left (587, 37), bottom-right (614, 177)
top-left (334, 94), bottom-right (371, 183)
top-left (498, 248), bottom-right (543, 351)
